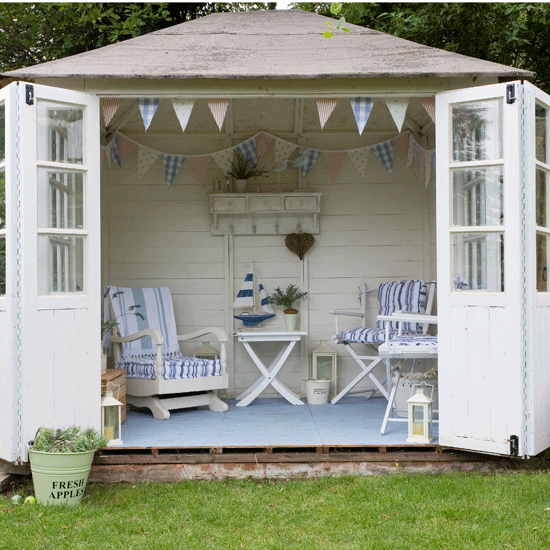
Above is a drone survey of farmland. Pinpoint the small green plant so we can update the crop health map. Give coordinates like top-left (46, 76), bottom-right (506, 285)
top-left (29, 426), bottom-right (108, 453)
top-left (101, 288), bottom-right (144, 339)
top-left (268, 284), bottom-right (308, 313)
top-left (227, 153), bottom-right (267, 180)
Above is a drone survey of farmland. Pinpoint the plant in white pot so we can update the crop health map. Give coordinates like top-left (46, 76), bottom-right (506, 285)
top-left (268, 284), bottom-right (308, 331)
top-left (226, 153), bottom-right (267, 193)
top-left (27, 426), bottom-right (108, 506)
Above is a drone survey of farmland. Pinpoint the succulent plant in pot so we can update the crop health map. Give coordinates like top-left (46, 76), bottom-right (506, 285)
top-left (268, 284), bottom-right (308, 331)
top-left (226, 153), bottom-right (267, 192)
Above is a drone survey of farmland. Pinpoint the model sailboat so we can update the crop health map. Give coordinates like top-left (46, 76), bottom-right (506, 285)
top-left (233, 264), bottom-right (276, 327)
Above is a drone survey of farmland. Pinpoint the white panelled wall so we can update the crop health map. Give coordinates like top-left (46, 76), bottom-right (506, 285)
top-left (102, 97), bottom-right (436, 399)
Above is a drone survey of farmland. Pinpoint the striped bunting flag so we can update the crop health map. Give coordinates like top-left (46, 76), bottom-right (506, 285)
top-left (371, 141), bottom-right (394, 172)
top-left (117, 133), bottom-right (136, 160)
top-left (234, 137), bottom-right (257, 164)
top-left (189, 156), bottom-right (211, 187)
top-left (316, 98), bottom-right (338, 129)
top-left (137, 98), bottom-right (160, 131)
top-left (162, 154), bottom-right (185, 186)
top-left (347, 148), bottom-right (369, 178)
top-left (350, 97), bottom-right (373, 135)
top-left (274, 139), bottom-right (297, 166)
top-left (256, 132), bottom-right (273, 160)
top-left (322, 151), bottom-right (345, 183)
top-left (102, 98), bottom-right (122, 127)
top-left (385, 98), bottom-right (409, 132)
top-left (207, 98), bottom-right (229, 131)
top-left (298, 149), bottom-right (321, 178)
top-left (171, 98), bottom-right (195, 132)
top-left (111, 134), bottom-right (121, 167)
top-left (420, 97), bottom-right (436, 121)
top-left (211, 148), bottom-right (233, 175)
top-left (138, 145), bottom-right (161, 179)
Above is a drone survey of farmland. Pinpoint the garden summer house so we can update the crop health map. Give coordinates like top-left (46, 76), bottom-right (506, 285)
top-left (1, 10), bottom-right (549, 469)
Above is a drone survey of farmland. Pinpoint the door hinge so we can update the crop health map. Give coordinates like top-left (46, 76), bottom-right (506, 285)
top-left (25, 84), bottom-right (34, 105)
top-left (506, 83), bottom-right (516, 104)
top-left (508, 435), bottom-right (519, 456)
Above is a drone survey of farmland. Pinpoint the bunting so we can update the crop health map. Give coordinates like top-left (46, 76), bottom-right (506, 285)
top-left (351, 97), bottom-right (373, 135)
top-left (211, 149), bottom-right (233, 175)
top-left (298, 149), bottom-right (321, 178)
top-left (394, 132), bottom-right (410, 152)
top-left (424, 151), bottom-right (432, 187)
top-left (171, 99), bottom-right (195, 133)
top-left (111, 134), bottom-right (121, 167)
top-left (421, 97), bottom-right (436, 122)
top-left (323, 152), bottom-right (345, 183)
top-left (347, 148), bottom-right (370, 178)
top-left (234, 137), bottom-right (257, 164)
top-left (137, 98), bottom-right (160, 131)
top-left (274, 139), bottom-right (297, 166)
top-left (207, 98), bottom-right (229, 131)
top-left (138, 145), bottom-right (161, 179)
top-left (256, 132), bottom-right (273, 160)
top-left (385, 98), bottom-right (409, 132)
top-left (189, 156), bottom-right (211, 187)
top-left (372, 141), bottom-right (394, 172)
top-left (316, 98), bottom-right (338, 129)
top-left (117, 133), bottom-right (136, 160)
top-left (102, 98), bottom-right (122, 127)
top-left (162, 154), bottom-right (185, 186)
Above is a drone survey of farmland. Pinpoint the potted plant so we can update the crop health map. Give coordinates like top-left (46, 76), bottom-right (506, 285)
top-left (226, 153), bottom-right (267, 193)
top-left (27, 426), bottom-right (108, 506)
top-left (268, 284), bottom-right (308, 331)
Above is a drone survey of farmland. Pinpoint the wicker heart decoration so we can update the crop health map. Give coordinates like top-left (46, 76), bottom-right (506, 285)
top-left (285, 233), bottom-right (315, 261)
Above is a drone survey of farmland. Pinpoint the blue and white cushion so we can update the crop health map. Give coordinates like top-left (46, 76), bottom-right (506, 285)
top-left (386, 336), bottom-right (437, 348)
top-left (341, 327), bottom-right (399, 344)
top-left (375, 280), bottom-right (427, 332)
top-left (117, 357), bottom-right (223, 381)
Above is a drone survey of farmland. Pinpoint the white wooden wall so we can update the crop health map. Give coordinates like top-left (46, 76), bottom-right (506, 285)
top-left (102, 98), bottom-right (435, 398)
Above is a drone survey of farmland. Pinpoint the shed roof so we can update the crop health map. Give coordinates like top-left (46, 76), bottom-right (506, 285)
top-left (4, 9), bottom-right (535, 81)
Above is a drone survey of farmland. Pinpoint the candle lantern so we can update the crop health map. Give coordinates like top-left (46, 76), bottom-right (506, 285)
top-left (101, 390), bottom-right (123, 446)
top-left (406, 383), bottom-right (434, 444)
top-left (193, 342), bottom-right (220, 361)
top-left (310, 341), bottom-right (337, 399)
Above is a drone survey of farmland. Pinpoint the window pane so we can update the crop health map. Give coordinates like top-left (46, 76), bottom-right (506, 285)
top-left (37, 101), bottom-right (84, 164)
top-left (452, 100), bottom-right (502, 162)
top-left (37, 169), bottom-right (84, 229)
top-left (0, 236), bottom-right (5, 296)
top-left (536, 103), bottom-right (548, 164)
top-left (452, 233), bottom-right (504, 292)
top-left (38, 235), bottom-right (84, 295)
top-left (0, 102), bottom-right (4, 164)
top-left (452, 166), bottom-right (503, 227)
top-left (536, 168), bottom-right (549, 228)
top-left (537, 233), bottom-right (548, 292)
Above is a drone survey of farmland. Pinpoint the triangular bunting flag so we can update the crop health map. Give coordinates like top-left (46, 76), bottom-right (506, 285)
top-left (424, 150), bottom-right (432, 187)
top-left (171, 98), bottom-right (195, 133)
top-left (102, 98), bottom-right (122, 127)
top-left (207, 98), bottom-right (229, 131)
top-left (117, 133), bottom-right (136, 160)
top-left (322, 152), bottom-right (345, 183)
top-left (394, 132), bottom-right (410, 152)
top-left (407, 137), bottom-right (415, 167)
top-left (212, 149), bottom-right (233, 175)
top-left (348, 148), bottom-right (370, 178)
top-left (189, 156), bottom-right (211, 187)
top-left (138, 145), bottom-right (161, 179)
top-left (371, 141), bottom-right (394, 172)
top-left (137, 98), bottom-right (160, 131)
top-left (420, 97), bottom-right (436, 121)
top-left (111, 134), bottom-right (121, 167)
top-left (385, 98), bottom-right (409, 132)
top-left (234, 137), bottom-right (257, 164)
top-left (316, 98), bottom-right (338, 129)
top-left (162, 154), bottom-right (185, 186)
top-left (418, 149), bottom-right (426, 181)
top-left (350, 97), bottom-right (373, 135)
top-left (297, 148), bottom-right (321, 178)
top-left (256, 132), bottom-right (274, 160)
top-left (274, 139), bottom-right (297, 166)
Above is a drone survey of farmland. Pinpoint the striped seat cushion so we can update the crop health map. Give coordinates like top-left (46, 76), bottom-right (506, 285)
top-left (386, 336), bottom-right (438, 348)
top-left (117, 356), bottom-right (223, 380)
top-left (375, 280), bottom-right (427, 332)
top-left (341, 327), bottom-right (399, 344)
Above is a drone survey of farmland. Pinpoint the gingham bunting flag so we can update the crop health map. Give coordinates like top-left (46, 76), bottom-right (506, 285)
top-left (137, 98), bottom-right (160, 131)
top-left (102, 98), bottom-right (122, 127)
top-left (371, 140), bottom-right (394, 172)
top-left (162, 154), bottom-right (185, 186)
top-left (274, 139), bottom-right (297, 165)
top-left (189, 156), bottom-right (211, 187)
top-left (138, 145), bottom-right (161, 179)
top-left (421, 97), bottom-right (436, 121)
top-left (394, 132), bottom-right (410, 152)
top-left (117, 133), bottom-right (136, 160)
top-left (350, 97), bottom-right (373, 135)
top-left (171, 98), bottom-right (195, 132)
top-left (207, 98), bottom-right (229, 131)
top-left (347, 148), bottom-right (369, 178)
top-left (234, 137), bottom-right (257, 164)
top-left (255, 132), bottom-right (273, 160)
top-left (424, 150), bottom-right (432, 187)
top-left (111, 134), bottom-right (121, 167)
top-left (211, 148), bottom-right (233, 175)
top-left (322, 151), bottom-right (345, 183)
top-left (298, 148), bottom-right (321, 178)
top-left (385, 98), bottom-right (409, 132)
top-left (316, 98), bottom-right (338, 129)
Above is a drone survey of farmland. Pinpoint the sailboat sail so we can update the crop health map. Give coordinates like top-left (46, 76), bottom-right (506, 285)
top-left (258, 278), bottom-right (275, 314)
top-left (234, 264), bottom-right (275, 327)
top-left (233, 268), bottom-right (254, 309)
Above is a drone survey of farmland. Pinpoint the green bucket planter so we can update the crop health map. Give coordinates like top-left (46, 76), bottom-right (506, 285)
top-left (28, 448), bottom-right (95, 506)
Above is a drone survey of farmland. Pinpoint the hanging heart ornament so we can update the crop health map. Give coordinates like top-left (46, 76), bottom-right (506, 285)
top-left (285, 233), bottom-right (315, 261)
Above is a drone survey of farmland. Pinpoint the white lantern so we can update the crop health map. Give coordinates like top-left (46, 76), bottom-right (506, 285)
top-left (311, 341), bottom-right (337, 399)
top-left (406, 383), bottom-right (434, 444)
top-left (101, 391), bottom-right (123, 447)
top-left (193, 342), bottom-right (220, 361)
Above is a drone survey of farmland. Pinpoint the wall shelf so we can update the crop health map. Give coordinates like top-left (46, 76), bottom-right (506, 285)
top-left (208, 192), bottom-right (321, 235)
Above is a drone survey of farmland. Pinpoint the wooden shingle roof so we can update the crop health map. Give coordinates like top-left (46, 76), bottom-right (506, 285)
top-left (3, 10), bottom-right (535, 81)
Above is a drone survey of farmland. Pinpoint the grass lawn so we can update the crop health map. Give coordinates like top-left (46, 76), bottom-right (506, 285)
top-left (2, 472), bottom-right (550, 549)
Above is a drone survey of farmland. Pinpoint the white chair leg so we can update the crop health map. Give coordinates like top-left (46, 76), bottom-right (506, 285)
top-left (208, 392), bottom-right (229, 412)
top-left (128, 395), bottom-right (170, 420)
top-left (381, 374), bottom-right (400, 435)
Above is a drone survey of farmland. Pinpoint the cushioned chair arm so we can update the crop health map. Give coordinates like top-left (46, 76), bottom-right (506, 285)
top-left (111, 328), bottom-right (164, 345)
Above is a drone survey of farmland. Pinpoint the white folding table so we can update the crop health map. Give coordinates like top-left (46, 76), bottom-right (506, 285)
top-left (235, 330), bottom-right (307, 406)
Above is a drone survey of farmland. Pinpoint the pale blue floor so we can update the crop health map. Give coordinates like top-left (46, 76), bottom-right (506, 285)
top-left (119, 396), bottom-right (439, 448)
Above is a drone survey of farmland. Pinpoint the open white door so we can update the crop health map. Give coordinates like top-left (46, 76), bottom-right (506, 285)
top-left (0, 82), bottom-right (100, 464)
